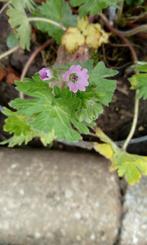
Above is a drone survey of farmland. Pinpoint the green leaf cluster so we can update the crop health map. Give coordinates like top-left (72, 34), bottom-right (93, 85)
top-left (2, 62), bottom-right (116, 147)
top-left (70, 0), bottom-right (119, 16)
top-left (34, 0), bottom-right (76, 43)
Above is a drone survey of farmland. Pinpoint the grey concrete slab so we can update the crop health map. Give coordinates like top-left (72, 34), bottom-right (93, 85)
top-left (120, 177), bottom-right (147, 245)
top-left (0, 149), bottom-right (121, 245)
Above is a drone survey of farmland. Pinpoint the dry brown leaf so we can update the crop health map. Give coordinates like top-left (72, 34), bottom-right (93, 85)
top-left (62, 17), bottom-right (110, 53)
top-left (0, 67), bottom-right (6, 82)
top-left (62, 27), bottom-right (85, 53)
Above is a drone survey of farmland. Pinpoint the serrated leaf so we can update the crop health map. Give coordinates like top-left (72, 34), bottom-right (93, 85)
top-left (7, 5), bottom-right (31, 50)
top-left (1, 107), bottom-right (56, 147)
top-left (94, 128), bottom-right (147, 184)
top-left (35, 0), bottom-right (76, 43)
top-left (15, 75), bottom-right (52, 98)
top-left (1, 0), bottom-right (36, 11)
top-left (135, 74), bottom-right (147, 99)
top-left (90, 61), bottom-right (117, 80)
top-left (130, 62), bottom-right (147, 100)
top-left (70, 0), bottom-right (119, 16)
top-left (2, 108), bottom-right (35, 147)
top-left (116, 151), bottom-right (147, 184)
top-left (78, 94), bottom-right (103, 123)
top-left (40, 130), bottom-right (56, 146)
top-left (89, 62), bottom-right (117, 105)
top-left (14, 0), bottom-right (35, 11)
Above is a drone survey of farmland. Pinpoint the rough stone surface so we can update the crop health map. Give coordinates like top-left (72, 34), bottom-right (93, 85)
top-left (0, 149), bottom-right (121, 245)
top-left (120, 177), bottom-right (147, 245)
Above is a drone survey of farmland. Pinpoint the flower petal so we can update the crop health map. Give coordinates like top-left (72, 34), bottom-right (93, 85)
top-left (63, 70), bottom-right (70, 81)
top-left (68, 81), bottom-right (78, 93)
top-left (68, 65), bottom-right (81, 74)
top-left (63, 65), bottom-right (89, 93)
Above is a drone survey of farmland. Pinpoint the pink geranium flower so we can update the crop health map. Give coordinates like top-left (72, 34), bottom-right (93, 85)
top-left (39, 68), bottom-right (52, 81)
top-left (63, 65), bottom-right (89, 93)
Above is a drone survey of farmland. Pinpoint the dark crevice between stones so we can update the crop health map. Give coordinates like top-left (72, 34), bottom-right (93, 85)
top-left (113, 179), bottom-right (128, 245)
top-left (0, 243), bottom-right (17, 245)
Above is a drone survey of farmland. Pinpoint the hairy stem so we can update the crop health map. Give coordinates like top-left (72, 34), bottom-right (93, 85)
top-left (0, 46), bottom-right (19, 61)
top-left (120, 24), bottom-right (147, 37)
top-left (100, 13), bottom-right (140, 151)
top-left (122, 92), bottom-right (139, 151)
top-left (28, 17), bottom-right (66, 31)
top-left (100, 13), bottom-right (137, 63)
top-left (117, 0), bottom-right (124, 20)
top-left (19, 39), bottom-right (52, 99)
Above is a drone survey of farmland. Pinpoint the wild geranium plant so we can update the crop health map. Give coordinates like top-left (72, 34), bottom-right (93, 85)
top-left (0, 0), bottom-right (147, 184)
top-left (2, 61), bottom-right (147, 184)
top-left (2, 61), bottom-right (116, 145)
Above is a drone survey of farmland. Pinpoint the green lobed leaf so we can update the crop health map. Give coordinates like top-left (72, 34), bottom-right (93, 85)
top-left (15, 75), bottom-right (52, 98)
top-left (77, 90), bottom-right (103, 124)
top-left (115, 151), bottom-right (147, 184)
top-left (13, 0), bottom-right (36, 11)
top-left (7, 5), bottom-right (31, 50)
top-left (70, 0), bottom-right (119, 16)
top-left (89, 62), bottom-right (117, 105)
top-left (2, 108), bottom-right (35, 147)
top-left (130, 62), bottom-right (147, 100)
top-left (135, 74), bottom-right (147, 99)
top-left (6, 0), bottom-right (36, 50)
top-left (0, 0), bottom-right (36, 11)
top-left (34, 0), bottom-right (77, 43)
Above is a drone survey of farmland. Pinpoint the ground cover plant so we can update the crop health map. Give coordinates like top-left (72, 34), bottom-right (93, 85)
top-left (0, 0), bottom-right (147, 184)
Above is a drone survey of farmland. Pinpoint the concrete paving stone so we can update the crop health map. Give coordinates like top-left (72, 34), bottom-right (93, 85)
top-left (120, 177), bottom-right (147, 245)
top-left (0, 149), bottom-right (121, 245)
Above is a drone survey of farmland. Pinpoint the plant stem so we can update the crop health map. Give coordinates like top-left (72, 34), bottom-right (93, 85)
top-left (117, 0), bottom-right (124, 20)
top-left (0, 46), bottom-right (19, 61)
top-left (100, 13), bottom-right (140, 151)
top-left (122, 92), bottom-right (139, 151)
top-left (100, 13), bottom-right (137, 63)
top-left (19, 39), bottom-right (52, 99)
top-left (121, 24), bottom-right (147, 37)
top-left (0, 2), bottom-right (9, 15)
top-left (28, 17), bottom-right (66, 31)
